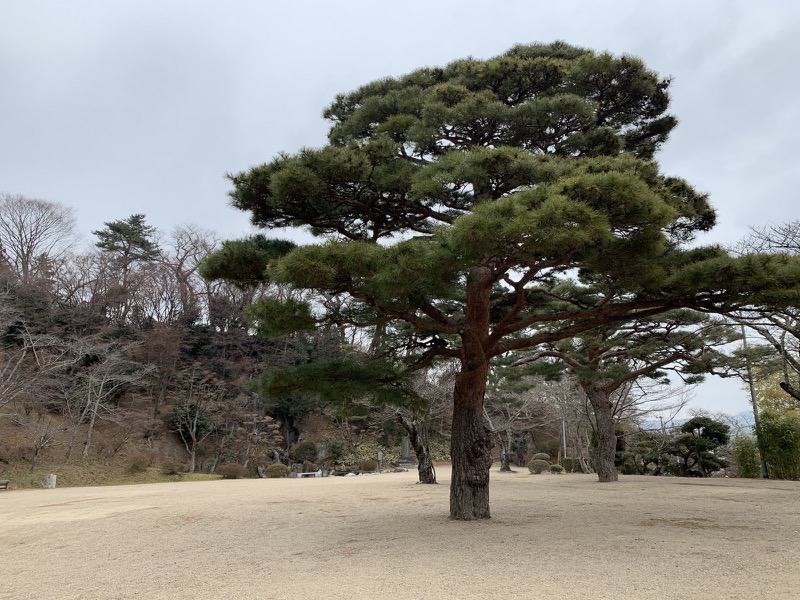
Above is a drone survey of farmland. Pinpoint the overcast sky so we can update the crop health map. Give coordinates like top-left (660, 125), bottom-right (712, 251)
top-left (1, 1), bottom-right (798, 417)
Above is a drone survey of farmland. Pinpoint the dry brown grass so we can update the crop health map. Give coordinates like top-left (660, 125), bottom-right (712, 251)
top-left (1, 458), bottom-right (219, 489)
top-left (2, 469), bottom-right (799, 600)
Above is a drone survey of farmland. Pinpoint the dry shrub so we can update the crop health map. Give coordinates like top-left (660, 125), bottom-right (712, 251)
top-left (127, 455), bottom-right (149, 474)
top-left (360, 458), bottom-right (378, 472)
top-left (161, 461), bottom-right (185, 475)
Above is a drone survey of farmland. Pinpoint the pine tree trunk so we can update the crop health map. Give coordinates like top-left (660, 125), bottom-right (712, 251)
top-left (450, 363), bottom-right (492, 519)
top-left (450, 267), bottom-right (494, 519)
top-left (587, 387), bottom-right (618, 482)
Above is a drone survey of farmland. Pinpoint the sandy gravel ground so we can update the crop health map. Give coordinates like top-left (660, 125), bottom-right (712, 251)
top-left (2, 467), bottom-right (799, 600)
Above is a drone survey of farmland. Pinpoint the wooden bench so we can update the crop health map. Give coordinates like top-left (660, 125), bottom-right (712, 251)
top-left (0, 480), bottom-right (10, 490)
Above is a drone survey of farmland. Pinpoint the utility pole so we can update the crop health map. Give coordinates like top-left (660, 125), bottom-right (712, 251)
top-left (741, 323), bottom-right (769, 478)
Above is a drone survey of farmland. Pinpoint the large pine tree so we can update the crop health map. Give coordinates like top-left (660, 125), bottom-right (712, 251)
top-left (218, 42), bottom-right (800, 519)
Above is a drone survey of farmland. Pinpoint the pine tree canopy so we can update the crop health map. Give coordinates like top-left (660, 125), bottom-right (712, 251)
top-left (524, 310), bottom-right (744, 395)
top-left (259, 356), bottom-right (419, 410)
top-left (93, 213), bottom-right (160, 263)
top-left (223, 42), bottom-right (800, 361)
top-left (199, 235), bottom-right (296, 287)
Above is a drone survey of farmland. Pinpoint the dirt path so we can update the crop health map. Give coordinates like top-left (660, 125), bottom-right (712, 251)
top-left (2, 468), bottom-right (799, 599)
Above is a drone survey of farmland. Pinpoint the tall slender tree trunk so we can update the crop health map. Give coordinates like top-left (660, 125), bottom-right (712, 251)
top-left (498, 432), bottom-right (512, 472)
top-left (483, 406), bottom-right (512, 472)
top-left (82, 394), bottom-right (102, 458)
top-left (187, 419), bottom-right (199, 473)
top-left (30, 417), bottom-right (56, 472)
top-left (514, 433), bottom-right (528, 467)
top-left (586, 387), bottom-right (618, 482)
top-left (450, 266), bottom-right (494, 520)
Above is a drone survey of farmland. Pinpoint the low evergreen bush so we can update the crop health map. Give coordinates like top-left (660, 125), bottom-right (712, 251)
top-left (550, 464), bottom-right (565, 474)
top-left (527, 459), bottom-right (550, 474)
top-left (532, 452), bottom-right (551, 461)
top-left (265, 463), bottom-right (290, 478)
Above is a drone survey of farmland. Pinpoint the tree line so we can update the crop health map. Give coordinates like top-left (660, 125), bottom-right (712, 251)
top-left (0, 198), bottom-right (328, 474)
top-left (0, 192), bottom-right (798, 491)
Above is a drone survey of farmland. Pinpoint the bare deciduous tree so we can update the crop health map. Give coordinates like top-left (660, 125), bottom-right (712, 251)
top-left (0, 296), bottom-right (78, 414)
top-left (169, 364), bottom-right (226, 473)
top-left (58, 339), bottom-right (151, 462)
top-left (164, 224), bottom-right (217, 323)
top-left (0, 193), bottom-right (77, 285)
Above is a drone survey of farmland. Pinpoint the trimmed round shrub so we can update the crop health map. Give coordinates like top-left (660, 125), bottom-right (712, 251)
top-left (527, 459), bottom-right (550, 474)
top-left (265, 463), bottom-right (290, 478)
top-left (360, 458), bottom-right (378, 472)
top-left (216, 463), bottom-right (247, 479)
top-left (161, 461), bottom-right (185, 475)
top-left (550, 464), bottom-right (565, 474)
top-left (532, 452), bottom-right (551, 461)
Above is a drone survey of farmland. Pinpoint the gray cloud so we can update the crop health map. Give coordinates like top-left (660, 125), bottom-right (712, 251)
top-left (1, 0), bottom-right (798, 414)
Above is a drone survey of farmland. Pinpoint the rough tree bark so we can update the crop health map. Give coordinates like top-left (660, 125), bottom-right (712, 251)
top-left (586, 387), bottom-right (619, 482)
top-left (397, 412), bottom-right (437, 484)
top-left (450, 266), bottom-right (494, 521)
top-left (450, 365), bottom-right (493, 519)
top-left (449, 268), bottom-right (495, 519)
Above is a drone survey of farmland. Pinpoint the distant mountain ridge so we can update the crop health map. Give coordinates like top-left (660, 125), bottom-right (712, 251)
top-left (639, 410), bottom-right (755, 433)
